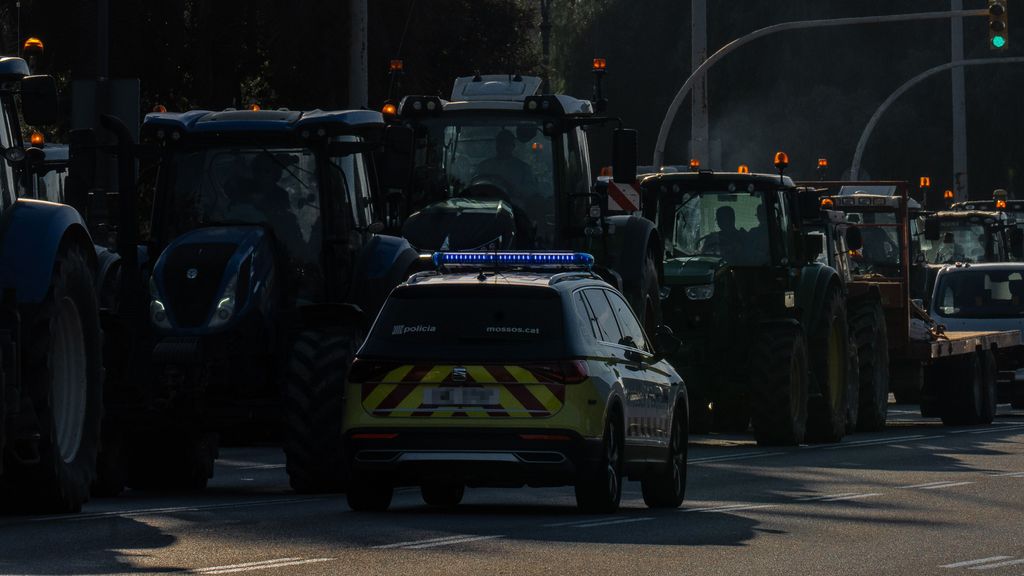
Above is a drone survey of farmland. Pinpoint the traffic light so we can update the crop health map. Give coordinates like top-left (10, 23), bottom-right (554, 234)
top-left (989, 0), bottom-right (1009, 51)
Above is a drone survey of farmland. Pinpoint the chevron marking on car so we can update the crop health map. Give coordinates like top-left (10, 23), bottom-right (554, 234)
top-left (361, 365), bottom-right (567, 418)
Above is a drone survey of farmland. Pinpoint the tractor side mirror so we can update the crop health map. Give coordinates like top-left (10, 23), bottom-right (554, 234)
top-left (804, 233), bottom-right (824, 260)
top-left (612, 128), bottom-right (637, 184)
top-left (797, 190), bottom-right (823, 218)
top-left (20, 75), bottom-right (58, 126)
top-left (845, 225), bottom-right (863, 251)
top-left (652, 324), bottom-right (681, 359)
top-left (924, 218), bottom-right (940, 240)
top-left (380, 125), bottom-right (414, 192)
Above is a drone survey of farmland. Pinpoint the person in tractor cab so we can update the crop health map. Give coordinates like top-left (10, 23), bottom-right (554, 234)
top-left (474, 129), bottom-right (537, 198)
top-left (227, 154), bottom-right (307, 258)
top-left (701, 206), bottom-right (746, 264)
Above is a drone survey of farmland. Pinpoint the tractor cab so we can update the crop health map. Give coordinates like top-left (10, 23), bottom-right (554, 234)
top-left (950, 192), bottom-right (1024, 260)
top-left (921, 210), bottom-right (1013, 267)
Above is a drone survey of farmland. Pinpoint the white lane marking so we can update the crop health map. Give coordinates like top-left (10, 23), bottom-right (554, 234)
top-left (940, 556), bottom-right (1014, 568)
top-left (694, 504), bottom-right (777, 513)
top-left (902, 481), bottom-right (962, 489)
top-left (823, 435), bottom-right (944, 450)
top-left (689, 451), bottom-right (784, 463)
top-left (236, 464), bottom-right (286, 470)
top-left (194, 558), bottom-right (302, 572)
top-left (201, 558), bottom-right (334, 574)
top-left (570, 517), bottom-right (654, 528)
top-left (817, 492), bottom-right (882, 502)
top-left (795, 493), bottom-right (858, 502)
top-left (31, 497), bottom-right (325, 523)
top-left (989, 471), bottom-right (1024, 477)
top-left (969, 425), bottom-right (1024, 435)
top-left (404, 535), bottom-right (503, 549)
top-left (920, 481), bottom-right (974, 490)
top-left (543, 517), bottom-right (617, 527)
top-left (968, 558), bottom-right (1024, 570)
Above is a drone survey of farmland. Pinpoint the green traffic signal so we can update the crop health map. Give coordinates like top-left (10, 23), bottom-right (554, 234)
top-left (993, 35), bottom-right (1008, 48)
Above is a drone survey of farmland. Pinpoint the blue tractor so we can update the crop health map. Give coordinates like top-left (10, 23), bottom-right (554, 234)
top-left (97, 108), bottom-right (418, 492)
top-left (0, 56), bottom-right (104, 512)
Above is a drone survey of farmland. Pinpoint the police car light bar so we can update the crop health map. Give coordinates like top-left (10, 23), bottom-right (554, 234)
top-left (433, 251), bottom-right (595, 270)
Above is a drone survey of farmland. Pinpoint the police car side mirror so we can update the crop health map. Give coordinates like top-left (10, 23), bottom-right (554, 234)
top-left (652, 324), bottom-right (681, 360)
top-left (612, 128), bottom-right (637, 184)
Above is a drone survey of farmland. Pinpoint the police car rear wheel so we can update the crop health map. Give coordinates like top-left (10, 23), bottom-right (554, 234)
top-left (575, 413), bottom-right (623, 513)
top-left (421, 481), bottom-right (465, 507)
top-left (641, 406), bottom-right (687, 508)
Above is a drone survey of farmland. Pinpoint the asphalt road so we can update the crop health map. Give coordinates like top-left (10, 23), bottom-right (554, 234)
top-left (3, 403), bottom-right (1024, 576)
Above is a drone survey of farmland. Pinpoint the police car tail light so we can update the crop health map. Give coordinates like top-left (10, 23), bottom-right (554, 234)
top-left (526, 360), bottom-right (589, 384)
top-left (432, 251), bottom-right (595, 270)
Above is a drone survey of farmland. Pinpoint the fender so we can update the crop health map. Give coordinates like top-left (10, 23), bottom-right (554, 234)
top-left (352, 234), bottom-right (421, 318)
top-left (602, 215), bottom-right (661, 289)
top-left (0, 199), bottom-right (96, 304)
top-left (795, 262), bottom-right (842, 336)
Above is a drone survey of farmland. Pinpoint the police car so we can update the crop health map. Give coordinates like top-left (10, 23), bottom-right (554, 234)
top-left (343, 252), bottom-right (688, 513)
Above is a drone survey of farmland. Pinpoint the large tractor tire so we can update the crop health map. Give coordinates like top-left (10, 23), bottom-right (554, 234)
top-left (626, 256), bottom-right (663, 339)
top-left (805, 289), bottom-right (850, 443)
top-left (850, 298), bottom-right (890, 432)
top-left (750, 324), bottom-right (810, 446)
top-left (2, 247), bottom-right (104, 513)
top-left (283, 328), bottom-right (359, 494)
top-left (844, 333), bottom-right (861, 435)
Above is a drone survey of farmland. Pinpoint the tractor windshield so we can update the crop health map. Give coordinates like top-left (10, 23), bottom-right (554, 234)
top-left (412, 115), bottom-right (556, 241)
top-left (844, 211), bottom-right (902, 277)
top-left (664, 190), bottom-right (772, 267)
top-left (920, 221), bottom-right (989, 264)
top-left (165, 146), bottom-right (321, 263)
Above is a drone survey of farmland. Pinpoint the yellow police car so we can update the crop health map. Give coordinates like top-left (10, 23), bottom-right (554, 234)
top-left (343, 252), bottom-right (688, 512)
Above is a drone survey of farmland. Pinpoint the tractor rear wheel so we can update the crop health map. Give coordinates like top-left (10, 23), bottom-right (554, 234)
top-left (806, 289), bottom-right (850, 443)
top-left (1, 248), bottom-right (104, 513)
top-left (750, 324), bottom-right (809, 446)
top-left (850, 298), bottom-right (890, 432)
top-left (283, 328), bottom-right (359, 493)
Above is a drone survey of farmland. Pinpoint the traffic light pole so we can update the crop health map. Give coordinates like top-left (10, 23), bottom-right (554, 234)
top-left (849, 56), bottom-right (1024, 181)
top-left (652, 8), bottom-right (987, 169)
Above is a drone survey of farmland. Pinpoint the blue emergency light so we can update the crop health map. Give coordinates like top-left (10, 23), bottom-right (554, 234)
top-left (432, 251), bottom-right (595, 270)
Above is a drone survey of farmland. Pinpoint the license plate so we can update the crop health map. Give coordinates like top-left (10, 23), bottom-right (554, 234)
top-left (424, 387), bottom-right (499, 406)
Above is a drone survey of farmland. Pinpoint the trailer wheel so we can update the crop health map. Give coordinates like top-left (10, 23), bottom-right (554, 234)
top-left (979, 350), bottom-right (998, 425)
top-left (806, 288), bottom-right (850, 443)
top-left (750, 324), bottom-right (809, 446)
top-left (850, 298), bottom-right (890, 432)
top-left (283, 329), bottom-right (358, 493)
top-left (2, 247), bottom-right (103, 513)
top-left (940, 353), bottom-right (986, 426)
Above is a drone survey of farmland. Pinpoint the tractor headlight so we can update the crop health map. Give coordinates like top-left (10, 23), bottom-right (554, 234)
top-left (149, 277), bottom-right (172, 329)
top-left (685, 283), bottom-right (715, 301)
top-left (207, 272), bottom-right (238, 329)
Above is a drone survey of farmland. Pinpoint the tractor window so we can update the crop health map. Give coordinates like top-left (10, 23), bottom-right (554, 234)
top-left (773, 191), bottom-right (791, 262)
top-left (165, 146), bottom-right (321, 265)
top-left (0, 95), bottom-right (16, 207)
top-left (920, 221), bottom-right (987, 264)
top-left (666, 190), bottom-right (771, 267)
top-left (846, 211), bottom-right (902, 277)
top-left (413, 115), bottom-right (555, 247)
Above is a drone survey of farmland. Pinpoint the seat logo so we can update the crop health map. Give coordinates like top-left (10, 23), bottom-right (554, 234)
top-left (186, 268), bottom-right (199, 280)
top-left (452, 367), bottom-right (468, 382)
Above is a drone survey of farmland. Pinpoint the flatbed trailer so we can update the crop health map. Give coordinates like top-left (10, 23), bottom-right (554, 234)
top-left (804, 182), bottom-right (1023, 425)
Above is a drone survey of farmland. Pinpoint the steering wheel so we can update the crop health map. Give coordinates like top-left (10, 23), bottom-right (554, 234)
top-left (460, 174), bottom-right (516, 202)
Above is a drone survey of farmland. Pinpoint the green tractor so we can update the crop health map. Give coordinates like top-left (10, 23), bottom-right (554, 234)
top-left (640, 162), bottom-right (854, 445)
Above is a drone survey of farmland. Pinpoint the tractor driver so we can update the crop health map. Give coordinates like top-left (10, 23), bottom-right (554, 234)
top-left (702, 206), bottom-right (746, 263)
top-left (473, 129), bottom-right (537, 199)
top-left (227, 155), bottom-right (307, 259)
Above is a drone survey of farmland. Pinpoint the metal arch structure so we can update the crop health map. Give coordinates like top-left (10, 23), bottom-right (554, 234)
top-left (653, 9), bottom-right (987, 169)
top-left (850, 56), bottom-right (1024, 180)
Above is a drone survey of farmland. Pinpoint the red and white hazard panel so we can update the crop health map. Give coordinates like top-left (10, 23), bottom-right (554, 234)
top-left (606, 181), bottom-right (641, 215)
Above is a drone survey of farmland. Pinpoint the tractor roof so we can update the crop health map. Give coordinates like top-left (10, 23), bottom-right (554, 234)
top-left (0, 56), bottom-right (30, 81)
top-left (142, 109), bottom-right (383, 136)
top-left (931, 210), bottom-right (1008, 221)
top-left (640, 170), bottom-right (796, 189)
top-left (396, 74), bottom-right (594, 117)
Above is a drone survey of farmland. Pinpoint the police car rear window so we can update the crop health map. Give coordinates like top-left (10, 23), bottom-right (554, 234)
top-left (359, 284), bottom-right (566, 361)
